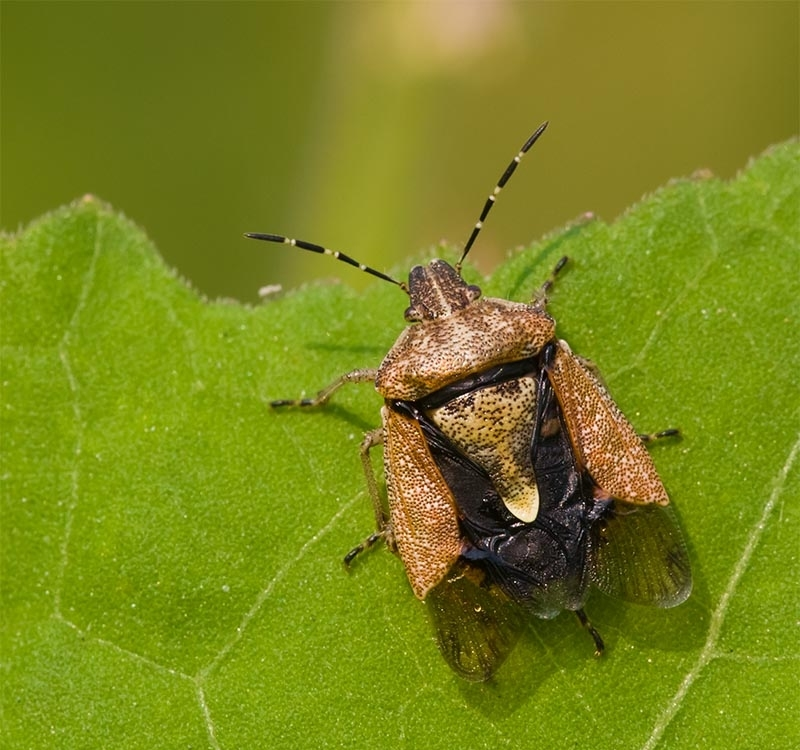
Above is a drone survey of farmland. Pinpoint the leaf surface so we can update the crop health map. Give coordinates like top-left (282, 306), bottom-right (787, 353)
top-left (2, 142), bottom-right (798, 748)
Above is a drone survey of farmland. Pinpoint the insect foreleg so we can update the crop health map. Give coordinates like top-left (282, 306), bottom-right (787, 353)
top-left (532, 255), bottom-right (569, 310)
top-left (270, 368), bottom-right (379, 408)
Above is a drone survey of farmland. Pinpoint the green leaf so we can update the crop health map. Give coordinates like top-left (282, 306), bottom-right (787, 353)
top-left (2, 141), bottom-right (798, 749)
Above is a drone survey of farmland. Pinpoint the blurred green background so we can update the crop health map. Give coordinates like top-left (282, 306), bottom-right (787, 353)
top-left (2, 1), bottom-right (797, 302)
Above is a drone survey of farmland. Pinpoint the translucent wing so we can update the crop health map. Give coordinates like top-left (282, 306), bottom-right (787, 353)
top-left (426, 559), bottom-right (526, 682)
top-left (589, 501), bottom-right (692, 607)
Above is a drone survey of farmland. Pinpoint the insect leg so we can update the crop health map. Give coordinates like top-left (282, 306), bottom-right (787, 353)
top-left (345, 427), bottom-right (391, 566)
top-left (574, 608), bottom-right (605, 656)
top-left (271, 368), bottom-right (379, 408)
top-left (532, 255), bottom-right (569, 309)
top-left (638, 428), bottom-right (681, 444)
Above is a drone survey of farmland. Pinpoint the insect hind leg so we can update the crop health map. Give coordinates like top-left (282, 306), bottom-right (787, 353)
top-left (345, 427), bottom-right (394, 566)
top-left (574, 608), bottom-right (605, 656)
top-left (638, 428), bottom-right (681, 444)
top-left (344, 530), bottom-right (386, 567)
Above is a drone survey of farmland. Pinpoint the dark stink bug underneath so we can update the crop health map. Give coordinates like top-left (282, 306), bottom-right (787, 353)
top-left (248, 122), bottom-right (692, 681)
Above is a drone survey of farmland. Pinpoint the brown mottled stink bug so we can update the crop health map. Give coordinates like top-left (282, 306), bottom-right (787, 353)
top-left (248, 122), bottom-right (692, 681)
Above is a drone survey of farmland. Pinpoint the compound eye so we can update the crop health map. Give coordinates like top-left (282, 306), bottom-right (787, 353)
top-left (404, 305), bottom-right (423, 322)
top-left (466, 285), bottom-right (482, 302)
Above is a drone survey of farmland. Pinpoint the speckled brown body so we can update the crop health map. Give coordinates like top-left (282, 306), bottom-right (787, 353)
top-left (258, 122), bottom-right (690, 681)
top-left (374, 258), bottom-right (673, 602)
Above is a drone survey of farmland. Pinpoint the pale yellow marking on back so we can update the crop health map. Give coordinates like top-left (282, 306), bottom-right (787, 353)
top-left (429, 375), bottom-right (541, 522)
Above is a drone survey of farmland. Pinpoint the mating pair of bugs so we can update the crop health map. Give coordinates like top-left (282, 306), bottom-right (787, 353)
top-left (248, 122), bottom-right (692, 681)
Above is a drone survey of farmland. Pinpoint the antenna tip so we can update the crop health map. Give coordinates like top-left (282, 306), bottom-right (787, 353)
top-left (245, 232), bottom-right (286, 243)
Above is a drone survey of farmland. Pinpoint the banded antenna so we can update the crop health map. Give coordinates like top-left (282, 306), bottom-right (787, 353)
top-left (244, 233), bottom-right (407, 292)
top-left (247, 120), bottom-right (548, 288)
top-left (456, 120), bottom-right (548, 273)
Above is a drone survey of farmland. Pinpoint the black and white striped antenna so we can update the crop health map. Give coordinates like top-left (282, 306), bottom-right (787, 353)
top-left (456, 121), bottom-right (548, 273)
top-left (247, 121), bottom-right (548, 287)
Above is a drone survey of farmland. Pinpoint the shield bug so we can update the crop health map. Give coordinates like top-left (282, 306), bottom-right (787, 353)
top-left (248, 121), bottom-right (692, 681)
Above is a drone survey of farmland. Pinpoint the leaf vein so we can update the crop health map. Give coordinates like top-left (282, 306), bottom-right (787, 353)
top-left (198, 495), bottom-right (358, 681)
top-left (56, 614), bottom-right (191, 679)
top-left (640, 430), bottom-right (800, 750)
top-left (196, 685), bottom-right (222, 750)
top-left (611, 190), bottom-right (720, 380)
top-left (53, 214), bottom-right (103, 619)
